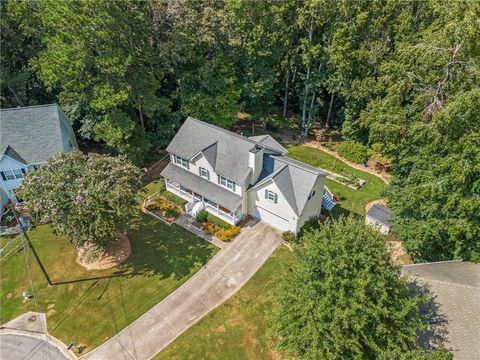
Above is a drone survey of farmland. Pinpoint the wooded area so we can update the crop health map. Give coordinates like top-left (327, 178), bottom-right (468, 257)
top-left (1, 0), bottom-right (479, 262)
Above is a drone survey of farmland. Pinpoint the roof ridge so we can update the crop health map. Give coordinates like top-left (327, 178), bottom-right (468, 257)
top-left (186, 117), bottom-right (282, 153)
top-left (0, 103), bottom-right (58, 112)
top-left (274, 155), bottom-right (328, 176)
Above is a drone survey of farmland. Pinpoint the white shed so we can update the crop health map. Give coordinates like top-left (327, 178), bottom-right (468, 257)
top-left (365, 204), bottom-right (393, 234)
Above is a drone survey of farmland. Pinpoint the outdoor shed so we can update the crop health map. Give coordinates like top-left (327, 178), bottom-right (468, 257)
top-left (365, 204), bottom-right (393, 234)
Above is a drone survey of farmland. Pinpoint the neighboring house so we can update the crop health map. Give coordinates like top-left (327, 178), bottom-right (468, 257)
top-left (402, 261), bottom-right (480, 359)
top-left (161, 117), bottom-right (334, 233)
top-left (0, 104), bottom-right (78, 212)
top-left (365, 203), bottom-right (393, 234)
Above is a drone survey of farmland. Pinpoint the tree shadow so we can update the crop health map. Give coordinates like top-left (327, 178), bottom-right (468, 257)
top-left (331, 206), bottom-right (362, 220)
top-left (118, 212), bottom-right (216, 280)
top-left (408, 280), bottom-right (449, 351)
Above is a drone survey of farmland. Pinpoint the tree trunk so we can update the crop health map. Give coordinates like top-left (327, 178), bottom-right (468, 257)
top-left (326, 91), bottom-right (335, 127)
top-left (8, 85), bottom-right (23, 107)
top-left (283, 58), bottom-right (290, 117)
top-left (138, 104), bottom-right (146, 134)
top-left (301, 17), bottom-right (314, 137)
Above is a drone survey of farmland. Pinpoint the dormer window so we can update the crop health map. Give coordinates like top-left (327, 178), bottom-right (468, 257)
top-left (174, 154), bottom-right (189, 169)
top-left (265, 189), bottom-right (278, 203)
top-left (218, 175), bottom-right (236, 191)
top-left (307, 187), bottom-right (316, 201)
top-left (199, 167), bottom-right (210, 180)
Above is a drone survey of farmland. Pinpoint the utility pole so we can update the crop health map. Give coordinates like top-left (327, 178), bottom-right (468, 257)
top-left (11, 204), bottom-right (53, 286)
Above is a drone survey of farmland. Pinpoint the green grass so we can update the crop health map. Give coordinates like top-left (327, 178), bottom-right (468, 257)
top-left (285, 144), bottom-right (386, 217)
top-left (155, 247), bottom-right (295, 360)
top-left (0, 181), bottom-right (218, 354)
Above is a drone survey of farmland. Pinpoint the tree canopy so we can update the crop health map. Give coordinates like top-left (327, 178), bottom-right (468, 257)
top-left (2, 0), bottom-right (478, 261)
top-left (270, 217), bottom-right (444, 359)
top-left (18, 151), bottom-right (142, 249)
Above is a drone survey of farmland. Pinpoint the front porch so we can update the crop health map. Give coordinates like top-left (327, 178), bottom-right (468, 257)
top-left (165, 179), bottom-right (243, 225)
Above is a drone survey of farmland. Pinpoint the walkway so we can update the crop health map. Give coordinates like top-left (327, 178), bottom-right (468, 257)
top-left (81, 221), bottom-right (283, 360)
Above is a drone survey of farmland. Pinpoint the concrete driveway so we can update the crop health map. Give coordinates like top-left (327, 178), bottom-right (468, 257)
top-left (82, 221), bottom-right (283, 360)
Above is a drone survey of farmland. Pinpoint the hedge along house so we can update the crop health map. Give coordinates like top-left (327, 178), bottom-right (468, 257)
top-left (161, 117), bottom-right (335, 233)
top-left (0, 104), bottom-right (78, 214)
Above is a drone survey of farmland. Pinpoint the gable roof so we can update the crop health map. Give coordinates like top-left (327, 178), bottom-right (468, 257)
top-left (0, 104), bottom-right (74, 164)
top-left (2, 145), bottom-right (27, 165)
top-left (251, 154), bottom-right (329, 216)
top-left (248, 135), bottom-right (286, 154)
top-left (366, 204), bottom-right (393, 226)
top-left (166, 117), bottom-right (286, 183)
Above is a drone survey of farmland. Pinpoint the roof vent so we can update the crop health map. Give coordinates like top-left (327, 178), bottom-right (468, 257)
top-left (250, 144), bottom-right (263, 154)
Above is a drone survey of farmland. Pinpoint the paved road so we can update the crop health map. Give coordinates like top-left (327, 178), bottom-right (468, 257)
top-left (82, 221), bottom-right (282, 360)
top-left (0, 334), bottom-right (68, 360)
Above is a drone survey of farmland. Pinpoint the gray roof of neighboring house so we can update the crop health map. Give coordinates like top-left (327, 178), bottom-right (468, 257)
top-left (0, 104), bottom-right (75, 164)
top-left (402, 261), bottom-right (480, 359)
top-left (161, 163), bottom-right (242, 211)
top-left (252, 154), bottom-right (328, 215)
top-left (366, 204), bottom-right (393, 227)
top-left (2, 145), bottom-right (27, 164)
top-left (166, 117), bottom-right (286, 183)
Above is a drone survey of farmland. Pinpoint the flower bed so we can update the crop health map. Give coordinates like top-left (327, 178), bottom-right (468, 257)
top-left (145, 196), bottom-right (184, 223)
top-left (197, 210), bottom-right (240, 241)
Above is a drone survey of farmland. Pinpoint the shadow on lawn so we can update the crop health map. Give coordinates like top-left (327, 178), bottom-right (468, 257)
top-left (44, 211), bottom-right (215, 285)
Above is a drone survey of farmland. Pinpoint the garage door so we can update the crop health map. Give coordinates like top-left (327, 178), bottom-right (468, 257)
top-left (253, 206), bottom-right (290, 232)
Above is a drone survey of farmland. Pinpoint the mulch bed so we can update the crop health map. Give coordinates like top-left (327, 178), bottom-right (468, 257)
top-left (76, 232), bottom-right (131, 270)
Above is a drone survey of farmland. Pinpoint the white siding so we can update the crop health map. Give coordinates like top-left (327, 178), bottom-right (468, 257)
top-left (0, 156), bottom-right (28, 204)
top-left (171, 153), bottom-right (243, 196)
top-left (247, 179), bottom-right (298, 232)
top-left (296, 175), bottom-right (326, 232)
top-left (365, 216), bottom-right (390, 234)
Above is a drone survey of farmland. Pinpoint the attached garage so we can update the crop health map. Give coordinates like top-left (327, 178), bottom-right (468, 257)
top-left (253, 205), bottom-right (290, 232)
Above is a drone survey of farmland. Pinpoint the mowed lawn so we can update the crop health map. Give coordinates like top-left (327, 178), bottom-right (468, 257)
top-left (0, 180), bottom-right (217, 353)
top-left (155, 247), bottom-right (295, 360)
top-left (285, 144), bottom-right (387, 217)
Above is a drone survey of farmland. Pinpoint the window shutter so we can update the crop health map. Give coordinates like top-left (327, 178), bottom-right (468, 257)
top-left (199, 168), bottom-right (202, 176)
top-left (0, 172), bottom-right (6, 181)
top-left (265, 189), bottom-right (269, 199)
top-left (274, 193), bottom-right (278, 203)
top-left (21, 168), bottom-right (26, 175)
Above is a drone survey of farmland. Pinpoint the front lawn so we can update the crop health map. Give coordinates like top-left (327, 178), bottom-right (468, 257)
top-left (0, 180), bottom-right (218, 354)
top-left (155, 247), bottom-right (295, 360)
top-left (285, 144), bottom-right (387, 217)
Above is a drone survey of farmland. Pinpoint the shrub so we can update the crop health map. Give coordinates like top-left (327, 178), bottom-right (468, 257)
top-left (215, 226), bottom-right (241, 241)
top-left (337, 141), bottom-right (370, 164)
top-left (149, 198), bottom-right (181, 218)
top-left (196, 209), bottom-right (208, 222)
top-left (202, 222), bottom-right (218, 235)
top-left (282, 231), bottom-right (296, 243)
top-left (298, 216), bottom-right (322, 239)
top-left (324, 138), bottom-right (335, 150)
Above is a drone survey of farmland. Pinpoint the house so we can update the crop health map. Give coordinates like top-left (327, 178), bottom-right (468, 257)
top-left (0, 104), bottom-right (78, 211)
top-left (402, 261), bottom-right (480, 359)
top-left (161, 117), bottom-right (334, 233)
top-left (365, 203), bottom-right (393, 234)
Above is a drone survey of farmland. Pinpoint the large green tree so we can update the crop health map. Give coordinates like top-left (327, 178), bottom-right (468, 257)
top-left (18, 151), bottom-right (142, 249)
top-left (270, 217), bottom-right (438, 359)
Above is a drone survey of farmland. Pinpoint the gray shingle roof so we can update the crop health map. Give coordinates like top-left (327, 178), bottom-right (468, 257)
top-left (366, 204), bottom-right (393, 226)
top-left (252, 154), bottom-right (328, 216)
top-left (248, 135), bottom-right (287, 154)
top-left (161, 163), bottom-right (242, 211)
top-left (0, 104), bottom-right (75, 164)
top-left (2, 145), bottom-right (27, 164)
top-left (166, 117), bottom-right (286, 183)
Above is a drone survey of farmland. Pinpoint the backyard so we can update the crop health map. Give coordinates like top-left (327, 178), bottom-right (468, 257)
top-left (285, 144), bottom-right (387, 217)
top-left (0, 180), bottom-right (218, 354)
top-left (155, 247), bottom-right (295, 360)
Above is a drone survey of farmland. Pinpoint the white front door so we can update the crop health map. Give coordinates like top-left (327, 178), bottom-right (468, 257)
top-left (253, 205), bottom-right (290, 232)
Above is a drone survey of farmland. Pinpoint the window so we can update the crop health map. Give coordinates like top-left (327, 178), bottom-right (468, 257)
top-left (13, 169), bottom-right (24, 179)
top-left (173, 154), bottom-right (189, 169)
top-left (217, 175), bottom-right (236, 191)
top-left (265, 189), bottom-right (278, 203)
top-left (1, 170), bottom-right (17, 181)
top-left (199, 167), bottom-right (210, 179)
top-left (307, 187), bottom-right (316, 201)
